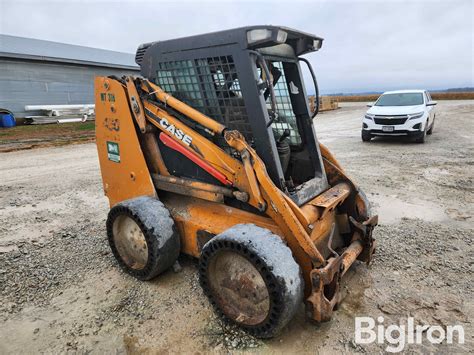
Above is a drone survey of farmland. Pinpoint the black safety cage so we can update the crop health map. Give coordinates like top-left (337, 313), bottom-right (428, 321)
top-left (136, 26), bottom-right (329, 205)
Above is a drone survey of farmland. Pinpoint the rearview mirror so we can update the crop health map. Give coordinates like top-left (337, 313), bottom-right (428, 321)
top-left (366, 102), bottom-right (373, 107)
top-left (426, 101), bottom-right (437, 106)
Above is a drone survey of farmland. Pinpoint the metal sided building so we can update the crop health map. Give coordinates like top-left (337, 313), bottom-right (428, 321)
top-left (0, 34), bottom-right (140, 118)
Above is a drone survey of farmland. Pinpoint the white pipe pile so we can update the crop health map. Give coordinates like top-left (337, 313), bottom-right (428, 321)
top-left (24, 104), bottom-right (95, 124)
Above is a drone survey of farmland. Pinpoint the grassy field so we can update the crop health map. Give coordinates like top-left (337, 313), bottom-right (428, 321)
top-left (0, 121), bottom-right (95, 152)
top-left (332, 91), bottom-right (474, 102)
top-left (0, 121), bottom-right (94, 138)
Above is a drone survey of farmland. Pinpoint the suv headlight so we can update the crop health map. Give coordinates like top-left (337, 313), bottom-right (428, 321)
top-left (364, 114), bottom-right (375, 120)
top-left (409, 112), bottom-right (424, 120)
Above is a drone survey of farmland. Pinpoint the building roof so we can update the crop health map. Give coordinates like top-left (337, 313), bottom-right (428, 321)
top-left (0, 34), bottom-right (139, 70)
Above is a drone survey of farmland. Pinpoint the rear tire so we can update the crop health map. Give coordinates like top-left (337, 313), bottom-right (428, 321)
top-left (106, 196), bottom-right (180, 280)
top-left (361, 130), bottom-right (372, 142)
top-left (427, 117), bottom-right (435, 135)
top-left (199, 224), bottom-right (303, 338)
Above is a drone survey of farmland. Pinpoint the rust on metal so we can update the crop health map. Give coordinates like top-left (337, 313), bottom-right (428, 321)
top-left (301, 182), bottom-right (351, 224)
top-left (207, 251), bottom-right (270, 325)
top-left (125, 77), bottom-right (147, 133)
top-left (112, 215), bottom-right (149, 270)
top-left (306, 238), bottom-right (364, 322)
top-left (142, 126), bottom-right (170, 176)
top-left (152, 174), bottom-right (234, 203)
top-left (161, 194), bottom-right (283, 257)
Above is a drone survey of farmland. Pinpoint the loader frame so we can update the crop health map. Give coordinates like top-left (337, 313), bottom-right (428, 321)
top-left (95, 75), bottom-right (377, 322)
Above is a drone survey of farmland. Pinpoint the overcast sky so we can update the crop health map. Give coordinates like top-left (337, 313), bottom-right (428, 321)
top-left (1, 0), bottom-right (473, 93)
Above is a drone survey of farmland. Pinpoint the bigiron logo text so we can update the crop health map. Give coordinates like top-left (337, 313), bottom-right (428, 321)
top-left (355, 316), bottom-right (465, 353)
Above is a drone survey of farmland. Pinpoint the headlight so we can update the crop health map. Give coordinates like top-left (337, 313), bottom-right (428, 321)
top-left (247, 29), bottom-right (272, 44)
top-left (312, 39), bottom-right (322, 51)
top-left (247, 29), bottom-right (288, 45)
top-left (276, 30), bottom-right (288, 43)
top-left (364, 114), bottom-right (375, 120)
top-left (409, 112), bottom-right (424, 120)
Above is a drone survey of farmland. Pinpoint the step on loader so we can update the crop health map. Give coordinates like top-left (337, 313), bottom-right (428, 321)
top-left (95, 26), bottom-right (378, 338)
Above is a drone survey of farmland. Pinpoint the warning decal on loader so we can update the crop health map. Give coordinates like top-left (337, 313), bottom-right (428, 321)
top-left (107, 141), bottom-right (120, 163)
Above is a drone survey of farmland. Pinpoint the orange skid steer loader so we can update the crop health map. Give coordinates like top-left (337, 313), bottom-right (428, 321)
top-left (95, 26), bottom-right (377, 338)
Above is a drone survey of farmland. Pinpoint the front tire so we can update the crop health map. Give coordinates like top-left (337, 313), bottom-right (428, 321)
top-left (199, 224), bottom-right (303, 338)
top-left (361, 130), bottom-right (372, 142)
top-left (106, 196), bottom-right (180, 280)
top-left (414, 124), bottom-right (427, 143)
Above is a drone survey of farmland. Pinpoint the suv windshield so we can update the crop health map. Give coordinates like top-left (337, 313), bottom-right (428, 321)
top-left (375, 93), bottom-right (424, 106)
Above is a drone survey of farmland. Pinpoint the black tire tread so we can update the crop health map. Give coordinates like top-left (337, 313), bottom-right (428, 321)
top-left (199, 224), bottom-right (303, 338)
top-left (106, 196), bottom-right (180, 281)
top-left (361, 130), bottom-right (372, 142)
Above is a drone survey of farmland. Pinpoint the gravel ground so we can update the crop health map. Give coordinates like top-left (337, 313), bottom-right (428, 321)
top-left (0, 101), bottom-right (472, 353)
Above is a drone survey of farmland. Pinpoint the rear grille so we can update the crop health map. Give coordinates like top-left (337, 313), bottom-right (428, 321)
top-left (374, 115), bottom-right (408, 125)
top-left (135, 44), bottom-right (151, 65)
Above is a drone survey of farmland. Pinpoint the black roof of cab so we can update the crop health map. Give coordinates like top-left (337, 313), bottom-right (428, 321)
top-left (135, 25), bottom-right (324, 66)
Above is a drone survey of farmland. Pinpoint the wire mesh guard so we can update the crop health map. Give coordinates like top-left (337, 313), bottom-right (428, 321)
top-left (154, 57), bottom-right (301, 146)
top-left (268, 62), bottom-right (302, 145)
top-left (155, 56), bottom-right (252, 143)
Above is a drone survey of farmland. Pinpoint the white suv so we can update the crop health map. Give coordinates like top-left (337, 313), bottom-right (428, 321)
top-left (362, 90), bottom-right (437, 143)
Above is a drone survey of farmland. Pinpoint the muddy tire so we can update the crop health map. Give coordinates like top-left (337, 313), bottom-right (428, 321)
top-left (361, 130), bottom-right (372, 142)
top-left (199, 224), bottom-right (303, 338)
top-left (106, 196), bottom-right (180, 280)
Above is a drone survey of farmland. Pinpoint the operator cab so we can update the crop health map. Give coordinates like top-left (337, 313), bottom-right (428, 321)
top-left (136, 26), bottom-right (328, 205)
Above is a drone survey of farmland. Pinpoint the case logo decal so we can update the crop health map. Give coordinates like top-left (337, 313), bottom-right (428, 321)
top-left (159, 117), bottom-right (192, 146)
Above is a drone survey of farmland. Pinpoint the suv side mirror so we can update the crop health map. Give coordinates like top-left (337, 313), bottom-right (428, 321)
top-left (426, 101), bottom-right (437, 106)
top-left (366, 102), bottom-right (373, 107)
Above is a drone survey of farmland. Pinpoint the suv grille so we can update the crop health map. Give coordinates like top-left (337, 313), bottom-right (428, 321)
top-left (374, 115), bottom-right (408, 125)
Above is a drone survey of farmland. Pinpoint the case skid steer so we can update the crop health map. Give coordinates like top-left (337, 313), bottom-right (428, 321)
top-left (95, 26), bottom-right (377, 338)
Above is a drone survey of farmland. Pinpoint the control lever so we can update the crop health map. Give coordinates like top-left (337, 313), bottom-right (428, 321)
top-left (277, 129), bottom-right (291, 174)
top-left (278, 129), bottom-right (291, 143)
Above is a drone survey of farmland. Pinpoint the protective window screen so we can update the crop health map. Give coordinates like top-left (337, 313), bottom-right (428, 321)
top-left (155, 56), bottom-right (253, 144)
top-left (268, 62), bottom-right (302, 145)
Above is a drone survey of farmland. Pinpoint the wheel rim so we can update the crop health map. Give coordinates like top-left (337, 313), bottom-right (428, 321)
top-left (112, 215), bottom-right (148, 270)
top-left (207, 251), bottom-right (270, 325)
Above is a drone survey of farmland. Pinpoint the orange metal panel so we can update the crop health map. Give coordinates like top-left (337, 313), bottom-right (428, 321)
top-left (95, 77), bottom-right (156, 207)
top-left (161, 194), bottom-right (282, 258)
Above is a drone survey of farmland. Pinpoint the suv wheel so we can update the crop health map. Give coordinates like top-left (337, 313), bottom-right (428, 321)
top-left (361, 130), bottom-right (372, 142)
top-left (427, 116), bottom-right (435, 135)
top-left (414, 125), bottom-right (427, 143)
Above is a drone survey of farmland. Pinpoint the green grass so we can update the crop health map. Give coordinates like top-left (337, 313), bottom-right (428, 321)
top-left (72, 121), bottom-right (95, 131)
top-left (0, 121), bottom-right (95, 140)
